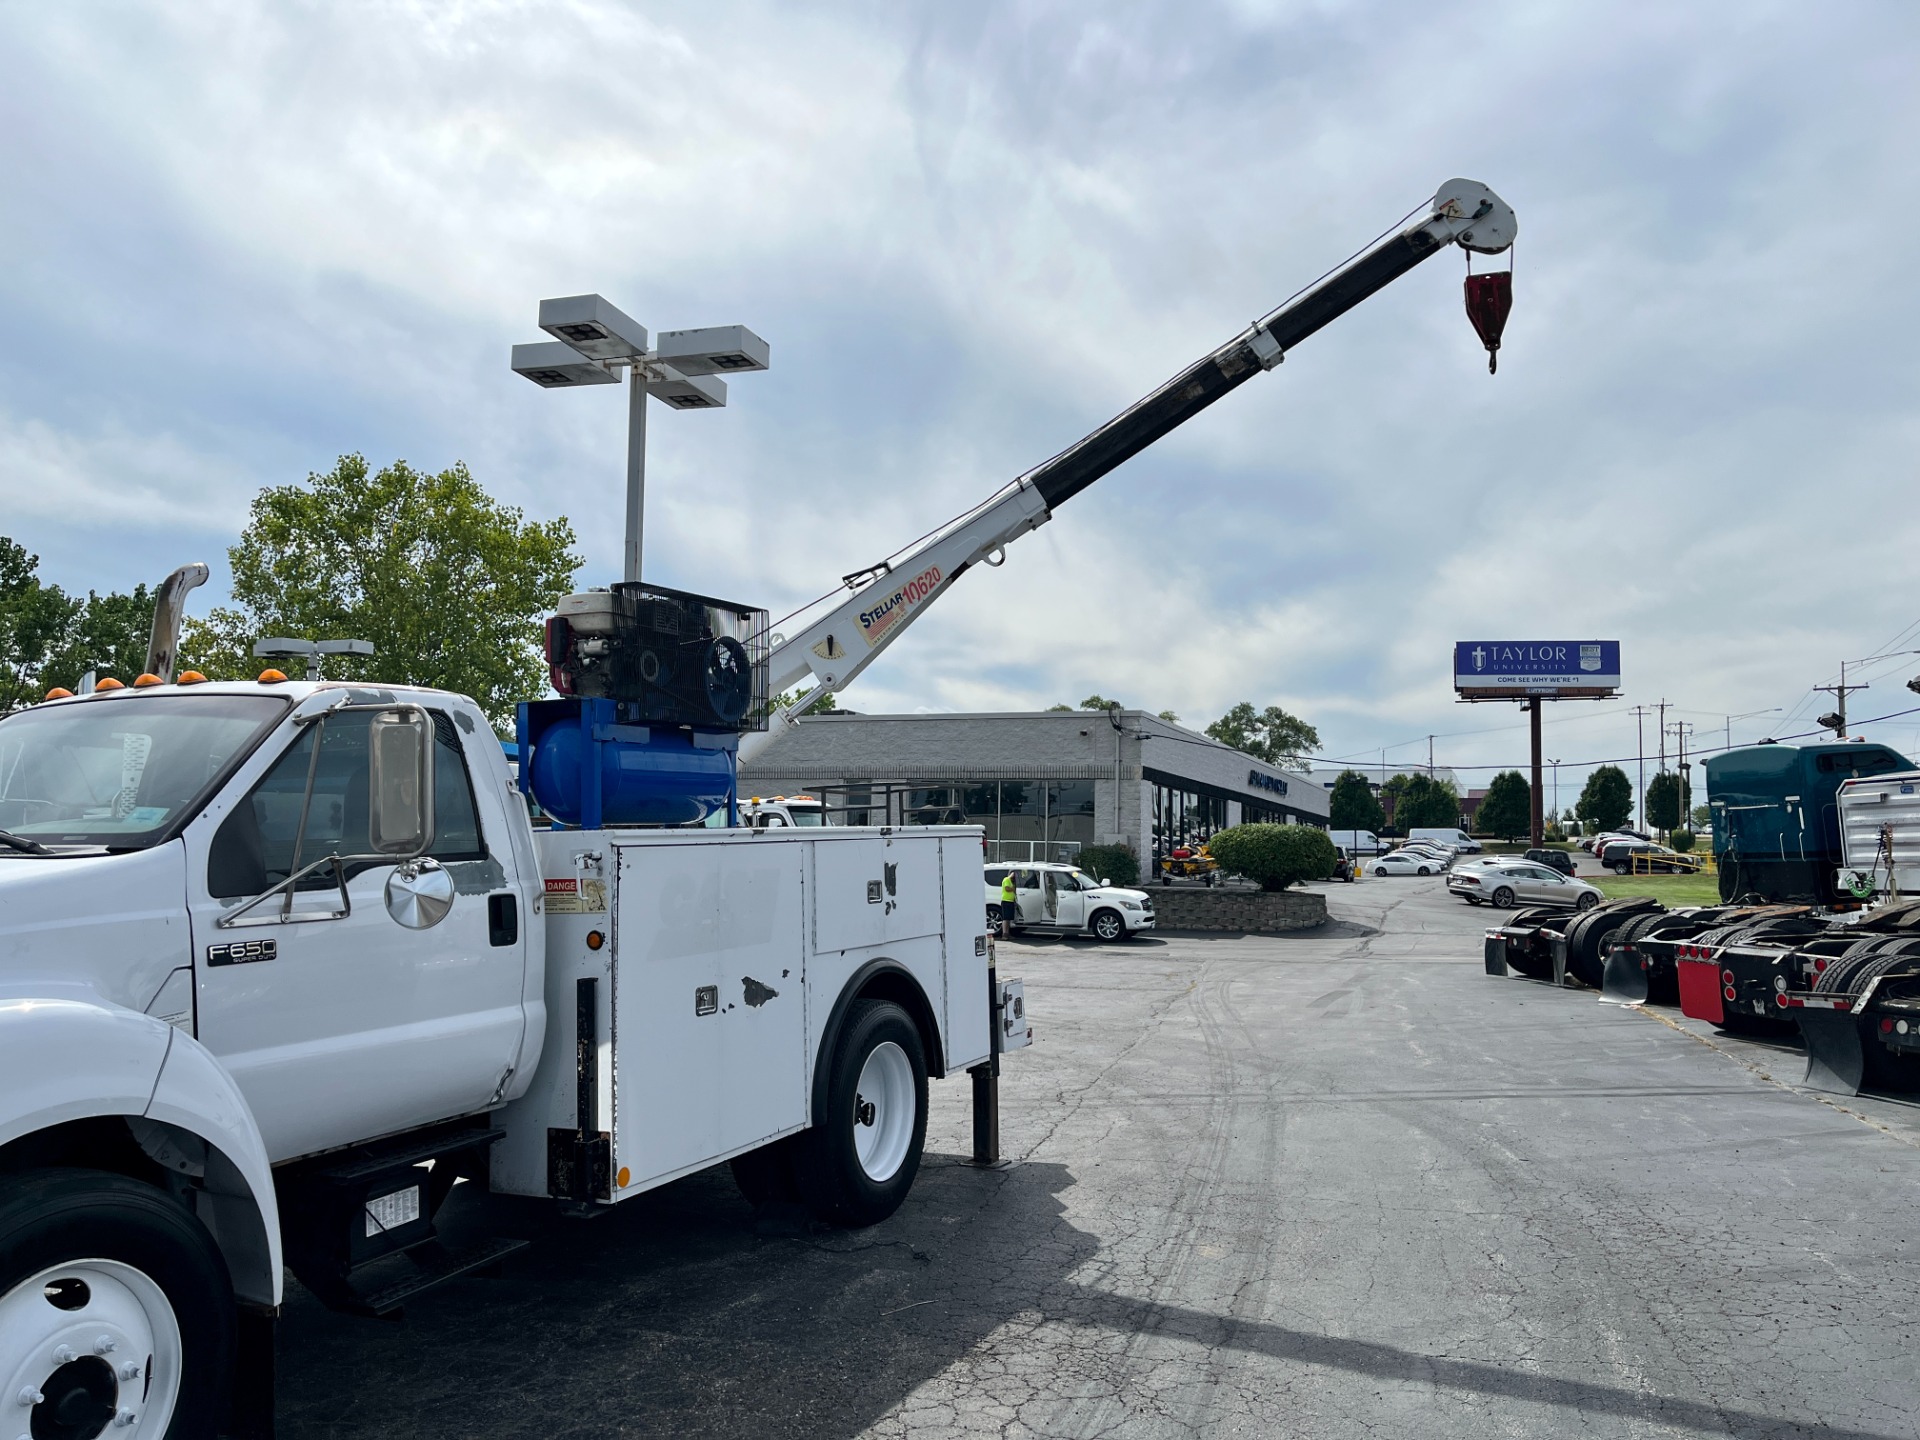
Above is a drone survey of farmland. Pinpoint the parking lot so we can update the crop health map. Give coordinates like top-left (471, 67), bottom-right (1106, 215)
top-left (277, 877), bottom-right (1920, 1438)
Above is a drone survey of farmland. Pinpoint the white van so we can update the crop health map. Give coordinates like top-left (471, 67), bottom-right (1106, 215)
top-left (1330, 829), bottom-right (1387, 855)
top-left (1410, 826), bottom-right (1481, 853)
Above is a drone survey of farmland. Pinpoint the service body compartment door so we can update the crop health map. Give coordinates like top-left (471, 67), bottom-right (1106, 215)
top-left (812, 833), bottom-right (945, 953)
top-left (613, 838), bottom-right (807, 1188)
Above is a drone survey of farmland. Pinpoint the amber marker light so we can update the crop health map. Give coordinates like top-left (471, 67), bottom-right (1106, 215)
top-left (94, 677), bottom-right (125, 691)
top-left (176, 671), bottom-right (208, 685)
top-left (133, 673), bottom-right (165, 687)
top-left (586, 930), bottom-right (606, 951)
top-left (43, 688), bottom-right (73, 701)
top-left (257, 669), bottom-right (289, 684)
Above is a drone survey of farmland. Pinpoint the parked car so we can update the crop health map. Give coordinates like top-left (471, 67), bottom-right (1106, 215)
top-left (1525, 847), bottom-right (1577, 875)
top-left (983, 862), bottom-right (1157, 941)
top-left (1410, 827), bottom-right (1483, 853)
top-left (1449, 859), bottom-right (1602, 910)
top-left (1392, 843), bottom-right (1457, 867)
top-left (1371, 852), bottom-right (1444, 877)
top-left (1599, 841), bottom-right (1701, 875)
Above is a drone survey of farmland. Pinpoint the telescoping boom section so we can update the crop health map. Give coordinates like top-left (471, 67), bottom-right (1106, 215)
top-left (745, 178), bottom-right (1516, 755)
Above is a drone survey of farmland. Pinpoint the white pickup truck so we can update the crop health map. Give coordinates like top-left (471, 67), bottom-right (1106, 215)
top-left (0, 677), bottom-right (1005, 1437)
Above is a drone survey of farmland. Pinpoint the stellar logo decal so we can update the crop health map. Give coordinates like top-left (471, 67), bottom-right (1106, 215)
top-left (857, 565), bottom-right (944, 646)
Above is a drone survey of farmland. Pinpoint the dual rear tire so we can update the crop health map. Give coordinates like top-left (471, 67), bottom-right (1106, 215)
top-left (730, 999), bottom-right (930, 1228)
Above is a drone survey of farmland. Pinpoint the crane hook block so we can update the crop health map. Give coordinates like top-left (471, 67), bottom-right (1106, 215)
top-left (1464, 271), bottom-right (1513, 374)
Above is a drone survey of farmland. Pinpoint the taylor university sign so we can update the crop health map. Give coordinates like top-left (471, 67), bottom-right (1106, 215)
top-left (1454, 640), bottom-right (1621, 699)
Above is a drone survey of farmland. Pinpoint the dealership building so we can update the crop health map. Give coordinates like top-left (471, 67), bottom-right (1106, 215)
top-left (741, 709), bottom-right (1329, 864)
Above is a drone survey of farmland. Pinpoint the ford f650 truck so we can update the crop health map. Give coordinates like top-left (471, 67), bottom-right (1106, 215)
top-left (0, 677), bottom-right (1000, 1437)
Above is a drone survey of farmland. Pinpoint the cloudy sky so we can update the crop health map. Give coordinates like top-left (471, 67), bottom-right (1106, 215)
top-left (5, 1), bottom-right (1918, 802)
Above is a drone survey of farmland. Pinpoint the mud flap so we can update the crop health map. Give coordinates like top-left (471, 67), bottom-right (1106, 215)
top-left (1484, 935), bottom-right (1508, 977)
top-left (1600, 946), bottom-right (1648, 1006)
top-left (1798, 1009), bottom-right (1867, 1096)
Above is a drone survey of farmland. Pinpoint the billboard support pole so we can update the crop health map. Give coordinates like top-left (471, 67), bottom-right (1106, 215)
top-left (1529, 699), bottom-right (1545, 848)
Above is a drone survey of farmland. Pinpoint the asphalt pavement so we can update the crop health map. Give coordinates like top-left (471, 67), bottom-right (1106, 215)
top-left (274, 877), bottom-right (1920, 1438)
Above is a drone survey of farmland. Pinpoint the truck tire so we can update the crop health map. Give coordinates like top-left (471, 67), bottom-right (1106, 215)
top-left (0, 1169), bottom-right (234, 1440)
top-left (797, 1000), bottom-right (928, 1227)
top-left (1090, 909), bottom-right (1127, 943)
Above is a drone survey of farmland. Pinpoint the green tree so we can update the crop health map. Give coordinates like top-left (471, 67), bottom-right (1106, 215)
top-left (1079, 694), bottom-right (1119, 711)
top-left (1690, 804), bottom-right (1712, 830)
top-left (1476, 770), bottom-right (1532, 842)
top-left (1045, 703), bottom-right (1075, 712)
top-left (1156, 709), bottom-right (1179, 723)
top-left (1328, 770), bottom-right (1385, 832)
top-left (1389, 773), bottom-right (1461, 829)
top-left (1207, 823), bottom-right (1337, 891)
top-left (44, 586), bottom-right (157, 690)
top-left (0, 538), bottom-right (80, 711)
top-left (1645, 771), bottom-right (1690, 833)
top-left (1576, 764), bottom-right (1633, 833)
top-left (182, 455), bottom-right (579, 727)
top-left (1074, 843), bottom-right (1139, 887)
top-left (1204, 702), bottom-right (1320, 771)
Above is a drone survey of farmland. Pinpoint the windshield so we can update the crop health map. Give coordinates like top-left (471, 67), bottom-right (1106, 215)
top-left (787, 807), bottom-right (825, 826)
top-left (1068, 870), bottom-right (1102, 889)
top-left (0, 695), bottom-right (288, 848)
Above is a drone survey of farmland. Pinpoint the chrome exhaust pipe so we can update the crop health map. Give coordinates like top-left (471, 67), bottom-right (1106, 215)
top-left (144, 562), bottom-right (210, 682)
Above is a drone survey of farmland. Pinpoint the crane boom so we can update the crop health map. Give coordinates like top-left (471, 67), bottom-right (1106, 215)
top-left (743, 178), bottom-right (1515, 761)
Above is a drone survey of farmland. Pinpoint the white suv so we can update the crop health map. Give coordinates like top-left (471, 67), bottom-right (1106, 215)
top-left (984, 862), bottom-right (1156, 942)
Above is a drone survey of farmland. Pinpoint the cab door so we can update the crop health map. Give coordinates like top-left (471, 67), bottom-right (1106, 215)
top-left (184, 707), bottom-right (528, 1163)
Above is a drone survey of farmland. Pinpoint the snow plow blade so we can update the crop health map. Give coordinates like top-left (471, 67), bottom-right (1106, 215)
top-left (1600, 944), bottom-right (1648, 1006)
top-left (1798, 1009), bottom-right (1866, 1096)
top-left (1483, 934), bottom-right (1508, 976)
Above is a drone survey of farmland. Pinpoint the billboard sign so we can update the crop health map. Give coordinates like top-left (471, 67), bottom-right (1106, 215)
top-left (1454, 640), bottom-right (1620, 699)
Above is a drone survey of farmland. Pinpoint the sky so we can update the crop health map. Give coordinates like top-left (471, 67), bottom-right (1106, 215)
top-left (4, 1), bottom-right (1919, 808)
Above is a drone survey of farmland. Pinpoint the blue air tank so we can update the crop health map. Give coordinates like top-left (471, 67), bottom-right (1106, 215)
top-left (528, 722), bottom-right (735, 827)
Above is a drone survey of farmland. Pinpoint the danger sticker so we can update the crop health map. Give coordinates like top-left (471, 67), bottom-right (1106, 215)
top-left (544, 877), bottom-right (607, 913)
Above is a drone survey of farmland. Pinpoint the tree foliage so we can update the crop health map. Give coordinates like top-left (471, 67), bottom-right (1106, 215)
top-left (1576, 765), bottom-right (1634, 834)
top-left (1386, 773), bottom-right (1461, 830)
top-left (1645, 771), bottom-right (1691, 833)
top-left (1476, 770), bottom-right (1532, 842)
top-left (181, 456), bottom-right (579, 728)
top-left (1204, 702), bottom-right (1320, 771)
top-left (1, 538), bottom-right (160, 710)
top-left (1206, 823), bottom-right (1337, 891)
top-left (1328, 770), bottom-right (1385, 832)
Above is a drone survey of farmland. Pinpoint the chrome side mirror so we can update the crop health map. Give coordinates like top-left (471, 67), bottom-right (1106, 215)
top-left (385, 858), bottom-right (455, 929)
top-left (369, 707), bottom-right (436, 857)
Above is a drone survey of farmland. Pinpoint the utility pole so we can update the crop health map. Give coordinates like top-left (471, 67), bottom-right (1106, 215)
top-left (1428, 736), bottom-right (1434, 778)
top-left (1667, 721), bottom-right (1695, 836)
top-left (1548, 758), bottom-right (1561, 826)
top-left (1815, 659), bottom-right (1870, 738)
top-left (1630, 706), bottom-right (1652, 832)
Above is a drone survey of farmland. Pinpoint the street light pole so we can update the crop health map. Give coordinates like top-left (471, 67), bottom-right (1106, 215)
top-left (625, 367), bottom-right (648, 583)
top-left (1630, 705), bottom-right (1651, 831)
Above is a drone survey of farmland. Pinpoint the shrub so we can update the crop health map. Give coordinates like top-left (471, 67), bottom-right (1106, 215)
top-left (1206, 824), bottom-right (1337, 891)
top-left (1075, 843), bottom-right (1138, 887)
top-left (1670, 829), bottom-right (1696, 853)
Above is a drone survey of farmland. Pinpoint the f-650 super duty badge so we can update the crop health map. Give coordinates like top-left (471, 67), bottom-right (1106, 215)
top-left (206, 939), bottom-right (277, 967)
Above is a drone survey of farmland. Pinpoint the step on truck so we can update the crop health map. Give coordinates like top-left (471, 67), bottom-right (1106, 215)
top-left (0, 175), bottom-right (1517, 1437)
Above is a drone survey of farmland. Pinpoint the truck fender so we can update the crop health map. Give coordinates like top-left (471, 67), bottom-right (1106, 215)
top-left (810, 960), bottom-right (946, 1128)
top-left (0, 998), bottom-right (282, 1308)
top-left (142, 1028), bottom-right (283, 1307)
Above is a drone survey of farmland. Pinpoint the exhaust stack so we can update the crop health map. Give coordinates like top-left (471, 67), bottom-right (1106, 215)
top-left (144, 562), bottom-right (210, 682)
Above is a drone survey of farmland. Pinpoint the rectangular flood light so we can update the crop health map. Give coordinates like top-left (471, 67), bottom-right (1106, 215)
top-left (538, 294), bottom-right (651, 361)
top-left (511, 342), bottom-right (621, 388)
top-left (646, 368), bottom-right (728, 410)
top-left (654, 325), bottom-right (770, 376)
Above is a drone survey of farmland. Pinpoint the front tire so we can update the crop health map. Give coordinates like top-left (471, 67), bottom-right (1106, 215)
top-left (0, 1169), bottom-right (234, 1440)
top-left (797, 1000), bottom-right (928, 1227)
top-left (1090, 909), bottom-right (1127, 943)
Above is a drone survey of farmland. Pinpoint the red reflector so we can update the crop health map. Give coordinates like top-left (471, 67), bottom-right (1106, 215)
top-left (1883, 1018), bottom-right (1896, 1033)
top-left (1699, 947), bottom-right (1714, 960)
top-left (1836, 1000), bottom-right (1852, 1012)
top-left (1775, 993), bottom-right (1788, 1007)
top-left (1722, 969), bottom-right (1735, 985)
top-left (1723, 986), bottom-right (1737, 1001)
top-left (1814, 957), bottom-right (1828, 972)
top-left (1787, 997), bottom-right (1804, 1007)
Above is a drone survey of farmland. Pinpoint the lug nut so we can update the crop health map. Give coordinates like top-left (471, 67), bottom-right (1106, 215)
top-left (120, 1363), bottom-right (142, 1382)
top-left (16, 1388), bottom-right (43, 1407)
top-left (93, 1336), bottom-right (116, 1355)
top-left (114, 1410), bottom-right (137, 1427)
top-left (53, 1347), bottom-right (77, 1365)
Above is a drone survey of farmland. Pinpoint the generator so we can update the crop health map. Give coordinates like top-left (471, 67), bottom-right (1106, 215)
top-left (543, 583), bottom-right (769, 730)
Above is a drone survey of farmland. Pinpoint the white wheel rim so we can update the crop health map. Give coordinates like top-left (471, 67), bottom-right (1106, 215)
top-left (852, 1041), bottom-right (916, 1183)
top-left (0, 1258), bottom-right (182, 1438)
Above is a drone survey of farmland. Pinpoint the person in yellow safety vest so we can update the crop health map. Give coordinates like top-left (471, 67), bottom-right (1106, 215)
top-left (999, 871), bottom-right (1018, 935)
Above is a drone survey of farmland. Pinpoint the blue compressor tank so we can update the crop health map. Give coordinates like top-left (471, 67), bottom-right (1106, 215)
top-left (527, 716), bottom-right (735, 827)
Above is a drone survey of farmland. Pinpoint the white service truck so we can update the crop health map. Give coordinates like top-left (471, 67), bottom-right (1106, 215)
top-left (0, 176), bottom-right (1515, 1438)
top-left (0, 676), bottom-right (1008, 1438)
